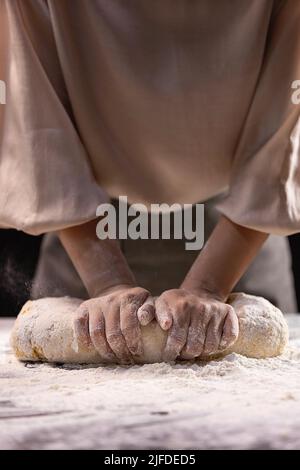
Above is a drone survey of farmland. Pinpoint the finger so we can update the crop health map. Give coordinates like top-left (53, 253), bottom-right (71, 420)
top-left (73, 304), bottom-right (92, 350)
top-left (203, 309), bottom-right (224, 356)
top-left (182, 303), bottom-right (212, 359)
top-left (89, 304), bottom-right (117, 362)
top-left (120, 300), bottom-right (143, 357)
top-left (180, 309), bottom-right (206, 360)
top-left (163, 310), bottom-right (190, 362)
top-left (105, 303), bottom-right (133, 364)
top-left (220, 307), bottom-right (239, 350)
top-left (155, 297), bottom-right (173, 330)
top-left (137, 296), bottom-right (155, 326)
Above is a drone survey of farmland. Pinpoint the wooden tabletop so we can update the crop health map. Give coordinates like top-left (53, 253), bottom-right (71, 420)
top-left (1, 316), bottom-right (300, 450)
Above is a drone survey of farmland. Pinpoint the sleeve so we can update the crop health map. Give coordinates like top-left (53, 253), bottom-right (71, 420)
top-left (217, 0), bottom-right (300, 236)
top-left (0, 0), bottom-right (109, 236)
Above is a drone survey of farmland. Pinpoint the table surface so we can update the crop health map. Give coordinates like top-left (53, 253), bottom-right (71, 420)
top-left (1, 316), bottom-right (300, 450)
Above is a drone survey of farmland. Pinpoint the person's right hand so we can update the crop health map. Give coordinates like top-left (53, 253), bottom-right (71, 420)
top-left (73, 285), bottom-right (155, 364)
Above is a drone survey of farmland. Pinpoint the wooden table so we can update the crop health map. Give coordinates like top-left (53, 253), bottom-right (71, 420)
top-left (1, 316), bottom-right (300, 450)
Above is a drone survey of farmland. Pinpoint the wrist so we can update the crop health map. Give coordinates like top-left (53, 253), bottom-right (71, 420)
top-left (92, 281), bottom-right (137, 298)
top-left (89, 277), bottom-right (137, 298)
top-left (180, 280), bottom-right (228, 302)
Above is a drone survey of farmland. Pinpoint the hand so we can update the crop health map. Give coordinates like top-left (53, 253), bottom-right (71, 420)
top-left (155, 288), bottom-right (239, 362)
top-left (73, 285), bottom-right (155, 364)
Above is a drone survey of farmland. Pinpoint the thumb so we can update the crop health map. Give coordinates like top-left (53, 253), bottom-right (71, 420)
top-left (154, 297), bottom-right (173, 331)
top-left (137, 296), bottom-right (155, 326)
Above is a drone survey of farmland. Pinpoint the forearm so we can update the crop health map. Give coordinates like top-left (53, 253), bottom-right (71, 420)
top-left (181, 216), bottom-right (268, 301)
top-left (58, 219), bottom-right (136, 298)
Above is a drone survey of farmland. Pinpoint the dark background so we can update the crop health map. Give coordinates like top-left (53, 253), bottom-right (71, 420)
top-left (0, 229), bottom-right (300, 316)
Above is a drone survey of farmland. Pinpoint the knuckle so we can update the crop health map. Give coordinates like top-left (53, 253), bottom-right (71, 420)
top-left (75, 302), bottom-right (88, 314)
top-left (170, 329), bottom-right (186, 345)
top-left (130, 287), bottom-right (148, 298)
top-left (90, 323), bottom-right (105, 339)
top-left (122, 293), bottom-right (142, 309)
top-left (74, 310), bottom-right (88, 326)
top-left (121, 312), bottom-right (139, 329)
top-left (124, 292), bottom-right (135, 304)
top-left (196, 302), bottom-right (207, 315)
top-left (174, 305), bottom-right (189, 321)
top-left (79, 300), bottom-right (89, 310)
top-left (211, 307), bottom-right (220, 318)
top-left (209, 314), bottom-right (217, 325)
top-left (131, 286), bottom-right (147, 295)
top-left (106, 330), bottom-right (122, 345)
top-left (106, 296), bottom-right (114, 305)
top-left (202, 304), bottom-right (213, 317)
top-left (137, 287), bottom-right (149, 297)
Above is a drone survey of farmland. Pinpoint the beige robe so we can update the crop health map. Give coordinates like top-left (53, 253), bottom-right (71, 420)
top-left (0, 0), bottom-right (300, 235)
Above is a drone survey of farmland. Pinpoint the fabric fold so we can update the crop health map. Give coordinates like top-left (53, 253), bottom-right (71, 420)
top-left (0, 0), bottom-right (108, 235)
top-left (218, 0), bottom-right (300, 235)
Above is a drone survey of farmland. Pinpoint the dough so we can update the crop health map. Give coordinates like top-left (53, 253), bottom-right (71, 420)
top-left (10, 293), bottom-right (289, 364)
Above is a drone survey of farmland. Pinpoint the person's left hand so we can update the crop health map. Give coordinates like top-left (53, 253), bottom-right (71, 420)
top-left (155, 288), bottom-right (239, 362)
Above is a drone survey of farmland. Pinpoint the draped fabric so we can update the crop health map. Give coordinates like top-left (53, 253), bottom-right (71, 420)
top-left (0, 0), bottom-right (299, 235)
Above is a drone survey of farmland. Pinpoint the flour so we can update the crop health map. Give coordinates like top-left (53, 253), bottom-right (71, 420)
top-left (10, 293), bottom-right (289, 364)
top-left (2, 298), bottom-right (299, 450)
top-left (1, 315), bottom-right (300, 449)
top-left (1, 318), bottom-right (300, 450)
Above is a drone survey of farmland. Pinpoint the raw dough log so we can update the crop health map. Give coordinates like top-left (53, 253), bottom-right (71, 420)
top-left (10, 293), bottom-right (289, 364)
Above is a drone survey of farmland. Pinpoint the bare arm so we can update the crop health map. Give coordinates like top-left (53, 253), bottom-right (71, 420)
top-left (58, 219), bottom-right (136, 297)
top-left (58, 219), bottom-right (155, 364)
top-left (181, 215), bottom-right (268, 300)
top-left (59, 215), bottom-right (268, 363)
top-left (155, 216), bottom-right (268, 361)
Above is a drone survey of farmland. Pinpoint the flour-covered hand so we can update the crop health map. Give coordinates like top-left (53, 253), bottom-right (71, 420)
top-left (155, 289), bottom-right (239, 362)
top-left (73, 285), bottom-right (155, 364)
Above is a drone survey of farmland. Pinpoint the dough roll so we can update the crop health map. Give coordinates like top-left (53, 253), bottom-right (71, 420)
top-left (10, 293), bottom-right (289, 364)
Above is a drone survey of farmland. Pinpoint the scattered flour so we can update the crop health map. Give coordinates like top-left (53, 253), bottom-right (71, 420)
top-left (1, 315), bottom-right (300, 450)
